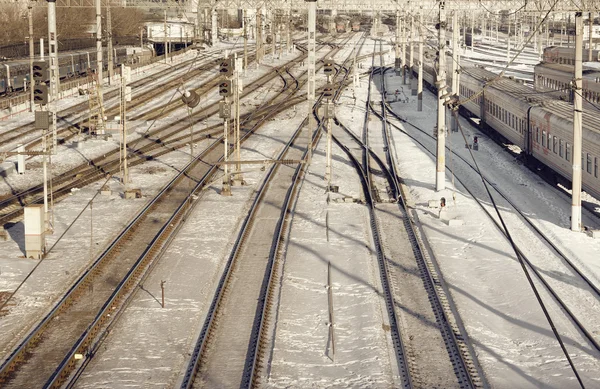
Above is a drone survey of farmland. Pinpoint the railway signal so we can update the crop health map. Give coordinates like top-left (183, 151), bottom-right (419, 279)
top-left (219, 80), bottom-right (232, 97)
top-left (323, 59), bottom-right (335, 76)
top-left (32, 61), bottom-right (48, 83)
top-left (33, 84), bottom-right (49, 105)
top-left (219, 58), bottom-right (233, 77)
top-left (323, 83), bottom-right (335, 98)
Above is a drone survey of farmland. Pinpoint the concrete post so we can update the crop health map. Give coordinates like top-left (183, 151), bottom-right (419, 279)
top-left (29, 4), bottom-right (34, 112)
top-left (451, 12), bottom-right (459, 132)
top-left (307, 0), bottom-right (317, 162)
top-left (410, 12), bottom-right (416, 95)
top-left (571, 12), bottom-right (583, 231)
top-left (96, 0), bottom-right (103, 83)
top-left (436, 0), bottom-right (447, 192)
top-left (256, 10), bottom-right (263, 64)
top-left (418, 10), bottom-right (423, 111)
top-left (47, 0), bottom-right (58, 152)
top-left (211, 9), bottom-right (218, 47)
top-left (107, 6), bottom-right (114, 85)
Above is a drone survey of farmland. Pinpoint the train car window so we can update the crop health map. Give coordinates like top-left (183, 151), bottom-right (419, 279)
top-left (536, 128), bottom-right (539, 143)
top-left (587, 154), bottom-right (592, 174)
top-left (566, 143), bottom-right (571, 161)
top-left (547, 133), bottom-right (552, 149)
top-left (559, 140), bottom-right (564, 157)
top-left (542, 131), bottom-right (546, 147)
top-left (553, 136), bottom-right (558, 153)
top-left (595, 157), bottom-right (598, 178)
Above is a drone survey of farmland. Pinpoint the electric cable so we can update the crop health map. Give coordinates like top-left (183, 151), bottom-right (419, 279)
top-left (451, 108), bottom-right (586, 389)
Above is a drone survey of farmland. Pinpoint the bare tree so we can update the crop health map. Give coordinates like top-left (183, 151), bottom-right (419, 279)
top-left (0, 4), bottom-right (27, 45)
top-left (109, 8), bottom-right (145, 41)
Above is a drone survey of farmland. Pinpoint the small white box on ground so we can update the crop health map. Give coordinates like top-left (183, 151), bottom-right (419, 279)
top-left (446, 219), bottom-right (464, 226)
top-left (17, 144), bottom-right (25, 174)
top-left (125, 188), bottom-right (142, 199)
top-left (590, 230), bottom-right (600, 239)
top-left (24, 204), bottom-right (45, 259)
top-left (428, 200), bottom-right (439, 208)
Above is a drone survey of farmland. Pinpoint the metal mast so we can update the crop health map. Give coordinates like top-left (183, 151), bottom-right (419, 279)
top-left (435, 0), bottom-right (447, 192)
top-left (571, 12), bottom-right (583, 231)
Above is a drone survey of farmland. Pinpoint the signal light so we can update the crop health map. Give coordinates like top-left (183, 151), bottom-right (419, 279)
top-left (219, 58), bottom-right (233, 77)
top-left (32, 61), bottom-right (48, 83)
top-left (473, 136), bottom-right (478, 144)
top-left (219, 80), bottom-right (232, 97)
top-left (33, 84), bottom-right (49, 105)
top-left (323, 59), bottom-right (335, 75)
top-left (323, 83), bottom-right (335, 98)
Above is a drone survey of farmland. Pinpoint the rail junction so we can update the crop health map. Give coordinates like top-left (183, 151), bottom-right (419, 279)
top-left (0, 1), bottom-right (600, 388)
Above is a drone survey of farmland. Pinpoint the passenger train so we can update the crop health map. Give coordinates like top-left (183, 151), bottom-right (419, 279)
top-left (0, 46), bottom-right (153, 95)
top-left (414, 61), bottom-right (600, 200)
top-left (534, 62), bottom-right (600, 110)
top-left (543, 46), bottom-right (600, 64)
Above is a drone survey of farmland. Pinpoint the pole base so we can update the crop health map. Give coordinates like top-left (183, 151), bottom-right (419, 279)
top-left (232, 173), bottom-right (245, 186)
top-left (221, 182), bottom-right (232, 196)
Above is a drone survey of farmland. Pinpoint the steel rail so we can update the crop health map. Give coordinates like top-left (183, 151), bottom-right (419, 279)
top-left (320, 42), bottom-right (414, 388)
top-left (0, 40), bottom-right (345, 386)
top-left (179, 34), bottom-right (356, 389)
top-left (377, 96), bottom-right (600, 353)
top-left (373, 54), bottom-right (481, 387)
top-left (0, 48), bottom-right (315, 221)
top-left (246, 33), bottom-right (362, 388)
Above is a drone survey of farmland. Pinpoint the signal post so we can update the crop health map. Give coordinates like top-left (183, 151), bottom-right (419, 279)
top-left (219, 57), bottom-right (234, 196)
top-left (32, 60), bottom-right (52, 233)
top-left (323, 59), bottom-right (335, 190)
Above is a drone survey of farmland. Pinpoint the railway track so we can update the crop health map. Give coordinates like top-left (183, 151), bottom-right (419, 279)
top-left (0, 35), bottom-right (355, 388)
top-left (179, 35), bottom-right (356, 388)
top-left (0, 47), bottom-right (255, 153)
top-left (328, 56), bottom-right (413, 387)
top-left (0, 45), bottom-right (318, 225)
top-left (377, 70), bottom-right (600, 355)
top-left (325, 42), bottom-right (483, 388)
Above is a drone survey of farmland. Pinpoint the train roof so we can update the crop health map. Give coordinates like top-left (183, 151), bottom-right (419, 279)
top-left (538, 100), bottom-right (600, 135)
top-left (535, 62), bottom-right (600, 77)
top-left (462, 65), bottom-right (550, 102)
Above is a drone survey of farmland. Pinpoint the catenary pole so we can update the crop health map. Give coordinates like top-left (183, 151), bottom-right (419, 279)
top-left (571, 12), bottom-right (583, 232)
top-left (307, 0), bottom-right (316, 162)
top-left (436, 0), bottom-right (446, 192)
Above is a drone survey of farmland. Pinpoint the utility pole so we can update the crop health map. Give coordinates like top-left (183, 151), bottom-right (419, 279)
top-left (507, 18), bottom-right (511, 63)
top-left (287, 6), bottom-right (292, 54)
top-left (395, 10), bottom-right (401, 73)
top-left (107, 6), bottom-right (114, 85)
top-left (211, 9), bottom-right (217, 46)
top-left (436, 0), bottom-right (447, 192)
top-left (572, 12), bottom-right (583, 232)
top-left (256, 9), bottom-right (263, 65)
top-left (418, 9), bottom-right (423, 111)
top-left (233, 54), bottom-right (244, 185)
top-left (470, 11), bottom-right (474, 53)
top-left (450, 12), bottom-right (459, 132)
top-left (589, 13), bottom-right (593, 62)
top-left (306, 0), bottom-right (317, 163)
top-left (95, 0), bottom-right (103, 84)
top-left (28, 3), bottom-right (34, 112)
top-left (401, 14), bottom-right (406, 84)
top-left (120, 64), bottom-right (130, 188)
top-left (243, 9), bottom-right (248, 73)
top-left (164, 10), bottom-right (169, 63)
top-left (410, 12), bottom-right (416, 95)
top-left (47, 0), bottom-right (58, 153)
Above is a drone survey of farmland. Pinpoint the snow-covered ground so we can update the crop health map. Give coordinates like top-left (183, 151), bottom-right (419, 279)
top-left (0, 33), bottom-right (599, 388)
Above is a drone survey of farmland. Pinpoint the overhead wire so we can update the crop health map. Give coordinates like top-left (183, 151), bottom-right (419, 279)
top-left (451, 109), bottom-right (586, 389)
